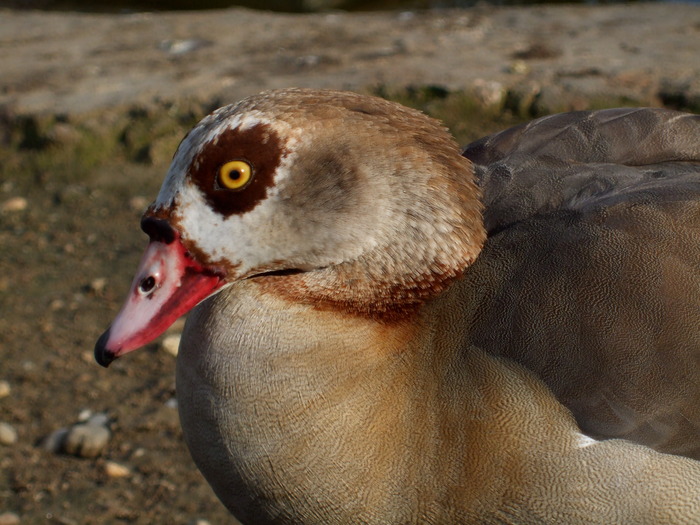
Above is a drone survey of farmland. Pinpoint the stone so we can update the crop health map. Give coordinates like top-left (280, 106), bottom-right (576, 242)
top-left (471, 79), bottom-right (506, 109)
top-left (104, 461), bottom-right (131, 478)
top-left (42, 427), bottom-right (70, 453)
top-left (0, 380), bottom-right (10, 399)
top-left (0, 512), bottom-right (21, 525)
top-left (161, 334), bottom-right (181, 357)
top-left (85, 412), bottom-right (110, 427)
top-left (129, 195), bottom-right (150, 212)
top-left (1, 5), bottom-right (697, 116)
top-left (89, 277), bottom-right (107, 294)
top-left (64, 423), bottom-right (111, 458)
top-left (45, 412), bottom-right (112, 457)
top-left (0, 197), bottom-right (27, 213)
top-left (0, 423), bottom-right (18, 446)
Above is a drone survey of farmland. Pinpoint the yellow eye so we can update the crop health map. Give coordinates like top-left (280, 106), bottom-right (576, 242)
top-left (218, 160), bottom-right (253, 190)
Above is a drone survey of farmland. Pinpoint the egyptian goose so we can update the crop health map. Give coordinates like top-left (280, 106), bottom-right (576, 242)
top-left (95, 89), bottom-right (700, 523)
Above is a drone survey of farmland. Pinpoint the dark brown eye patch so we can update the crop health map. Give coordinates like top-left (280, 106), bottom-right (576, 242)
top-left (188, 123), bottom-right (286, 217)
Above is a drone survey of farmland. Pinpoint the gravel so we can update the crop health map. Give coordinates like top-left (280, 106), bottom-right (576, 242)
top-left (0, 380), bottom-right (10, 399)
top-left (161, 333), bottom-right (182, 357)
top-left (104, 460), bottom-right (131, 478)
top-left (0, 422), bottom-right (18, 446)
top-left (43, 412), bottom-right (112, 458)
top-left (1, 5), bottom-right (699, 118)
top-left (0, 512), bottom-right (21, 525)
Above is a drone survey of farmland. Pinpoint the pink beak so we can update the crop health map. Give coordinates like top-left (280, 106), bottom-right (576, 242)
top-left (94, 217), bottom-right (225, 367)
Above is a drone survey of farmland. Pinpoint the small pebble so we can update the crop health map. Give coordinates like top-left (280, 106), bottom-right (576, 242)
top-left (78, 409), bottom-right (93, 422)
top-left (49, 298), bottom-right (65, 311)
top-left (161, 333), bottom-right (181, 357)
top-left (188, 520), bottom-right (212, 525)
top-left (42, 427), bottom-right (69, 453)
top-left (104, 460), bottom-right (131, 478)
top-left (48, 122), bottom-right (79, 145)
top-left (40, 320), bottom-right (54, 334)
top-left (0, 512), bottom-right (21, 525)
top-left (89, 277), bottom-right (107, 294)
top-left (0, 422), bottom-right (18, 446)
top-left (508, 59), bottom-right (530, 74)
top-left (45, 412), bottom-right (112, 457)
top-left (64, 423), bottom-right (111, 458)
top-left (0, 196), bottom-right (27, 213)
top-left (164, 397), bottom-right (178, 410)
top-left (129, 195), bottom-right (150, 212)
top-left (159, 38), bottom-right (211, 55)
top-left (85, 412), bottom-right (109, 427)
top-left (0, 380), bottom-right (10, 399)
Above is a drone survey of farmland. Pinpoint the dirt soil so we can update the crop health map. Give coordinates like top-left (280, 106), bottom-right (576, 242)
top-left (0, 155), bottom-right (241, 523)
top-left (2, 4), bottom-right (700, 116)
top-left (0, 4), bottom-right (699, 524)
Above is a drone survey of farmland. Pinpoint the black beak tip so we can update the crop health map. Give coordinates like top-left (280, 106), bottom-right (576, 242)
top-left (94, 329), bottom-right (116, 368)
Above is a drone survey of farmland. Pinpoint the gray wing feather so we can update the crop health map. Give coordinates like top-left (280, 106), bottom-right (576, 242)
top-left (460, 108), bottom-right (700, 457)
top-left (463, 108), bottom-right (700, 233)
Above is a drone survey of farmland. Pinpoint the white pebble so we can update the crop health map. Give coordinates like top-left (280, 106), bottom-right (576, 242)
top-left (508, 59), bottom-right (529, 74)
top-left (161, 333), bottom-right (181, 357)
top-left (64, 422), bottom-right (111, 458)
top-left (164, 397), bottom-right (178, 410)
top-left (129, 195), bottom-right (150, 212)
top-left (49, 299), bottom-right (65, 311)
top-left (0, 422), bottom-right (18, 446)
top-left (104, 461), bottom-right (131, 478)
top-left (78, 409), bottom-right (93, 422)
top-left (0, 512), bottom-right (21, 525)
top-left (86, 412), bottom-right (109, 427)
top-left (89, 277), bottom-right (108, 294)
top-left (0, 196), bottom-right (27, 213)
top-left (0, 380), bottom-right (10, 399)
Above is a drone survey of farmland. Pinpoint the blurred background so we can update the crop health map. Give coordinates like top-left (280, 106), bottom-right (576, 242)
top-left (2, 0), bottom-right (694, 11)
top-left (1, 0), bottom-right (699, 523)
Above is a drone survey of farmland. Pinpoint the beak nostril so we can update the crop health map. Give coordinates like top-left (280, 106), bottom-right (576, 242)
top-left (141, 216), bottom-right (176, 244)
top-left (139, 276), bottom-right (157, 295)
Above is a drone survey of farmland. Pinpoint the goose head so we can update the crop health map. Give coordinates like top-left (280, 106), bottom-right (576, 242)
top-left (94, 88), bottom-right (485, 366)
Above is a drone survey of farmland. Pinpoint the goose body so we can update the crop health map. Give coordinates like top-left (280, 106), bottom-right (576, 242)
top-left (95, 89), bottom-right (700, 523)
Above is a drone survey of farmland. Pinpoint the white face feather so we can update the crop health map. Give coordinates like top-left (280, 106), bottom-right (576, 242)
top-left (145, 89), bottom-right (484, 290)
top-left (151, 107), bottom-right (385, 278)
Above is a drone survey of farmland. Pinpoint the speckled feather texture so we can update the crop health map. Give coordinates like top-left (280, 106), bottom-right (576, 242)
top-left (465, 108), bottom-right (700, 233)
top-left (463, 108), bottom-right (700, 458)
top-left (112, 90), bottom-right (700, 523)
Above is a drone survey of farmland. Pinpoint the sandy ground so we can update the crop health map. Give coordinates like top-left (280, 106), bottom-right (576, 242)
top-left (1, 4), bottom-right (700, 117)
top-left (1, 4), bottom-right (699, 524)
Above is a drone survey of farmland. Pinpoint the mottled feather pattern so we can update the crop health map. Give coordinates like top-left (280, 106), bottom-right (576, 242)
top-left (101, 90), bottom-right (700, 523)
